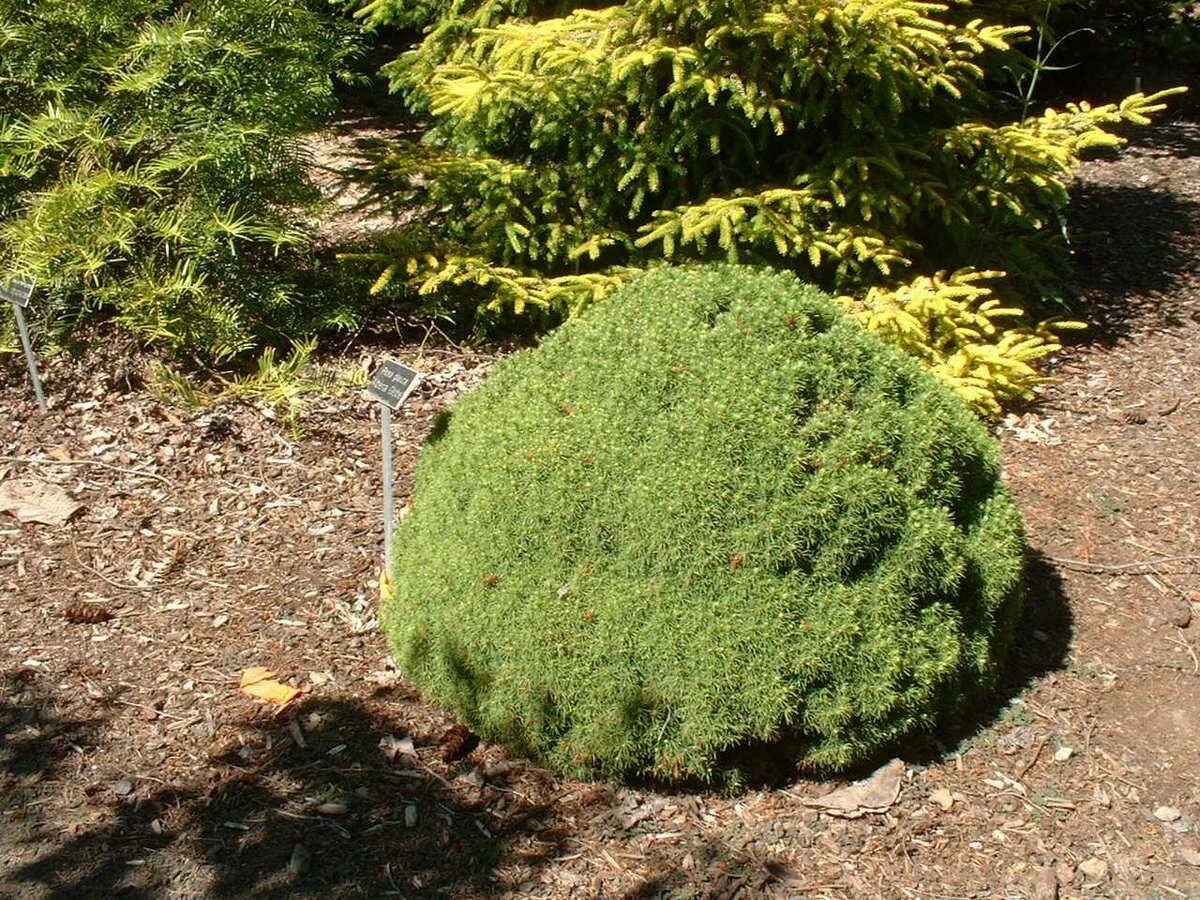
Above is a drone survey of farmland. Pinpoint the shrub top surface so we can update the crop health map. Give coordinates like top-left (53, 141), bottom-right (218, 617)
top-left (383, 265), bottom-right (1026, 781)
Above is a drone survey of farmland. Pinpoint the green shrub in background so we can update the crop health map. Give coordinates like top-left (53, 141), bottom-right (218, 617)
top-left (0, 0), bottom-right (360, 360)
top-left (354, 0), bottom-right (1181, 416)
top-left (382, 266), bottom-right (1027, 781)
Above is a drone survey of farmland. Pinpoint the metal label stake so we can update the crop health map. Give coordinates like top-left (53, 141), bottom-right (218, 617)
top-left (1, 277), bottom-right (46, 412)
top-left (367, 360), bottom-right (421, 568)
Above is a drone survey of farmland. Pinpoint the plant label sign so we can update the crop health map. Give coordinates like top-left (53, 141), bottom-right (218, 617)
top-left (1, 278), bottom-right (34, 308)
top-left (2, 277), bottom-right (46, 412)
top-left (369, 360), bottom-right (422, 570)
top-left (368, 360), bottom-right (421, 410)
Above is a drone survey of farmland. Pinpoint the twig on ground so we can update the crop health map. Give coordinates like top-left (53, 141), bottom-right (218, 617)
top-left (0, 455), bottom-right (171, 486)
top-left (111, 698), bottom-right (190, 722)
top-left (1046, 554), bottom-right (1200, 574)
top-left (1166, 634), bottom-right (1200, 674)
top-left (69, 536), bottom-right (156, 592)
top-left (1016, 733), bottom-right (1050, 781)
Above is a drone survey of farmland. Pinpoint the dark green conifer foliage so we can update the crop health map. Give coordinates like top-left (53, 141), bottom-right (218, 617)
top-left (382, 265), bottom-right (1027, 781)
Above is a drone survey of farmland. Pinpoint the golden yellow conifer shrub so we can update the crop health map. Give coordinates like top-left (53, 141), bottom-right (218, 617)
top-left (355, 0), bottom-right (1182, 414)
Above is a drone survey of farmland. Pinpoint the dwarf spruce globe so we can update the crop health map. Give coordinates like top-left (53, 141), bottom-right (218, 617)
top-left (382, 265), bottom-right (1025, 781)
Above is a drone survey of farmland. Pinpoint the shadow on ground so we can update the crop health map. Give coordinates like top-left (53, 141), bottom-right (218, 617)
top-left (5, 693), bottom-right (569, 898)
top-left (1066, 157), bottom-right (1200, 345)
top-left (871, 549), bottom-right (1074, 773)
top-left (0, 670), bottom-right (110, 789)
top-left (1119, 121), bottom-right (1200, 160)
top-left (621, 834), bottom-right (804, 899)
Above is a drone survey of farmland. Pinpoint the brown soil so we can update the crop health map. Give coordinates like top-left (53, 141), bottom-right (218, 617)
top-left (2, 122), bottom-right (1200, 899)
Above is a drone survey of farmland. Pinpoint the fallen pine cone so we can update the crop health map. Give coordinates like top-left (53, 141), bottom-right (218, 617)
top-left (439, 723), bottom-right (479, 762)
top-left (62, 602), bottom-right (115, 625)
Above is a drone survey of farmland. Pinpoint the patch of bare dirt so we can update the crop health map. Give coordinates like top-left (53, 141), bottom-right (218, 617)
top-left (303, 114), bottom-right (425, 249)
top-left (1, 121), bottom-right (1199, 899)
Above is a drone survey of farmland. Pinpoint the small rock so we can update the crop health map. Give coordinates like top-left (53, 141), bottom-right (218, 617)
top-left (316, 801), bottom-right (348, 816)
top-left (1053, 746), bottom-right (1074, 762)
top-left (379, 734), bottom-right (416, 761)
top-left (1166, 600), bottom-right (1191, 628)
top-left (404, 804), bottom-right (418, 828)
top-left (1077, 857), bottom-right (1108, 881)
top-left (1179, 847), bottom-right (1200, 867)
top-left (1030, 866), bottom-right (1058, 900)
top-left (289, 843), bottom-right (309, 876)
top-left (1054, 861), bottom-right (1074, 886)
top-left (929, 788), bottom-right (954, 811)
top-left (1154, 805), bottom-right (1182, 822)
top-left (459, 766), bottom-right (486, 788)
top-left (113, 779), bottom-right (134, 797)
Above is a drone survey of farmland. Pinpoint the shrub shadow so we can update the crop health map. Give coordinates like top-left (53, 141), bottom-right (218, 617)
top-left (620, 834), bottom-right (806, 899)
top-left (1064, 164), bottom-right (1200, 346)
top-left (0, 669), bottom-right (109, 787)
top-left (902, 548), bottom-right (1074, 767)
top-left (1116, 120), bottom-right (1200, 161)
top-left (0, 669), bottom-right (121, 893)
top-left (6, 696), bottom-right (570, 898)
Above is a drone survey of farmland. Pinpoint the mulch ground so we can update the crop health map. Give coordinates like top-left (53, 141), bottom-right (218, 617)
top-left (2, 121), bottom-right (1200, 899)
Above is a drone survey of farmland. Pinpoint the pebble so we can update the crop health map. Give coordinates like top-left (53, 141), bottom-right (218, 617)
top-left (1030, 866), bottom-right (1059, 900)
top-left (289, 843), bottom-right (309, 876)
top-left (1180, 847), bottom-right (1200, 867)
top-left (316, 801), bottom-right (348, 816)
top-left (1054, 861), bottom-right (1074, 886)
top-left (1167, 600), bottom-right (1191, 628)
top-left (1054, 746), bottom-right (1074, 762)
top-left (929, 788), bottom-right (954, 810)
top-left (1077, 857), bottom-right (1108, 881)
top-left (112, 779), bottom-right (134, 797)
top-left (1154, 805), bottom-right (1182, 822)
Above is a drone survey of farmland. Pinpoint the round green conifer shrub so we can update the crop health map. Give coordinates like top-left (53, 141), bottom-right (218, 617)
top-left (382, 265), bottom-right (1026, 781)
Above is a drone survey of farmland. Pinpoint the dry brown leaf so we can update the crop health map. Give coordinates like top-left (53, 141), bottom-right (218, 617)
top-left (802, 758), bottom-right (905, 818)
top-left (0, 476), bottom-right (82, 526)
top-left (238, 667), bottom-right (301, 705)
top-left (239, 667), bottom-right (275, 688)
